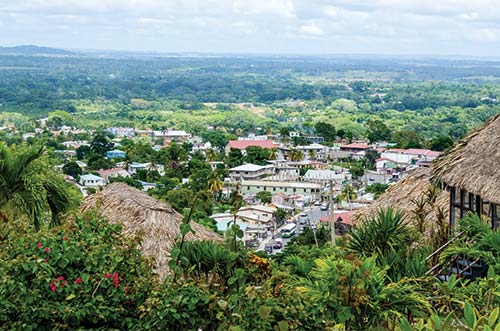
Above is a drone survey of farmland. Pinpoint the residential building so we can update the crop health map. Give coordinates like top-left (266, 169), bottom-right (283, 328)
top-left (108, 127), bottom-right (135, 138)
top-left (97, 168), bottom-right (130, 183)
top-left (303, 169), bottom-right (351, 187)
top-left (79, 174), bottom-right (106, 187)
top-left (128, 162), bottom-right (165, 175)
top-left (240, 180), bottom-right (322, 197)
top-left (229, 163), bottom-right (275, 181)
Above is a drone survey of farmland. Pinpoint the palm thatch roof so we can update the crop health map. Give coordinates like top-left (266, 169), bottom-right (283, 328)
top-left (352, 168), bottom-right (449, 230)
top-left (80, 183), bottom-right (222, 280)
top-left (432, 114), bottom-right (500, 204)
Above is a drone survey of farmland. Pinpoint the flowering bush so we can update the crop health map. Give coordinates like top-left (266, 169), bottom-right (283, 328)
top-left (0, 213), bottom-right (156, 330)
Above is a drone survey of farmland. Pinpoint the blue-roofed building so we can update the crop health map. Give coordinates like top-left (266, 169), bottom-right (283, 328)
top-left (106, 149), bottom-right (127, 159)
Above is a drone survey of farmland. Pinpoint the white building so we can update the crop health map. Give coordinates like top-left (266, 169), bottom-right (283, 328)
top-left (240, 180), bottom-right (322, 197)
top-left (303, 169), bottom-right (350, 187)
top-left (128, 162), bottom-right (165, 176)
top-left (229, 163), bottom-right (275, 181)
top-left (79, 174), bottom-right (106, 187)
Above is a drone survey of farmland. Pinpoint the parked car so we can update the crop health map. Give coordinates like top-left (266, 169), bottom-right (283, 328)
top-left (264, 243), bottom-right (273, 254)
top-left (300, 212), bottom-right (308, 217)
top-left (273, 239), bottom-right (283, 249)
top-left (314, 201), bottom-right (321, 206)
top-left (299, 218), bottom-right (308, 225)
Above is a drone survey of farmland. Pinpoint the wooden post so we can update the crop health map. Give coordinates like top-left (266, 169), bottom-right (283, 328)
top-left (449, 187), bottom-right (456, 230)
top-left (460, 189), bottom-right (465, 219)
top-left (475, 195), bottom-right (482, 217)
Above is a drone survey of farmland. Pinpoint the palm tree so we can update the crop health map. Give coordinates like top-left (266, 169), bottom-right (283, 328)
top-left (205, 148), bottom-right (218, 163)
top-left (0, 144), bottom-right (72, 229)
top-left (288, 148), bottom-right (304, 162)
top-left (208, 176), bottom-right (224, 198)
top-left (307, 149), bottom-right (316, 161)
top-left (336, 185), bottom-right (357, 210)
top-left (269, 148), bottom-right (278, 161)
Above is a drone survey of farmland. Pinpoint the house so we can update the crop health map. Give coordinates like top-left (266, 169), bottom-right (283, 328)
top-left (108, 127), bottom-right (135, 138)
top-left (225, 140), bottom-right (277, 155)
top-left (79, 174), bottom-right (106, 187)
top-left (162, 130), bottom-right (191, 142)
top-left (340, 142), bottom-right (371, 153)
top-left (62, 140), bottom-right (89, 149)
top-left (240, 180), bottom-right (322, 198)
top-left (271, 192), bottom-right (300, 211)
top-left (229, 163), bottom-right (275, 181)
top-left (320, 210), bottom-right (354, 234)
top-left (97, 168), bottom-right (130, 183)
top-left (128, 162), bottom-right (165, 175)
top-left (431, 114), bottom-right (500, 229)
top-left (303, 169), bottom-right (351, 187)
top-left (236, 205), bottom-right (277, 226)
top-left (295, 143), bottom-right (328, 161)
top-left (381, 148), bottom-right (441, 166)
top-left (106, 150), bottom-right (127, 159)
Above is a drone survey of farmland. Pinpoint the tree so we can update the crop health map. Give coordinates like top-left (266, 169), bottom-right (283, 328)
top-left (336, 185), bottom-right (357, 210)
top-left (227, 148), bottom-right (244, 168)
top-left (203, 131), bottom-right (228, 150)
top-left (363, 149), bottom-right (380, 169)
top-left (314, 122), bottom-right (336, 142)
top-left (244, 146), bottom-right (271, 165)
top-left (90, 133), bottom-right (114, 156)
top-left (393, 130), bottom-right (424, 149)
top-left (269, 148), bottom-right (278, 161)
top-left (429, 135), bottom-right (454, 151)
top-left (365, 183), bottom-right (389, 199)
top-left (0, 144), bottom-right (73, 228)
top-left (288, 148), bottom-right (304, 162)
top-left (62, 161), bottom-right (82, 180)
top-left (205, 148), bottom-right (218, 162)
top-left (366, 119), bottom-right (392, 143)
top-left (255, 191), bottom-right (272, 204)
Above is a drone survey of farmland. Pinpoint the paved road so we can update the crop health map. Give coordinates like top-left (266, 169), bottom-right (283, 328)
top-left (257, 205), bottom-right (329, 254)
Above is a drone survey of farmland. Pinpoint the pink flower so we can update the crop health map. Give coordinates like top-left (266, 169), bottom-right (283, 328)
top-left (56, 276), bottom-right (64, 281)
top-left (36, 243), bottom-right (42, 249)
top-left (43, 259), bottom-right (49, 263)
top-left (105, 273), bottom-right (112, 279)
top-left (62, 237), bottom-right (67, 241)
top-left (74, 277), bottom-right (82, 284)
top-left (45, 247), bottom-right (50, 253)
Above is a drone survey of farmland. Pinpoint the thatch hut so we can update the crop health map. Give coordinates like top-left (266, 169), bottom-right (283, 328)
top-left (80, 183), bottom-right (222, 280)
top-left (432, 114), bottom-right (500, 229)
top-left (352, 167), bottom-right (449, 231)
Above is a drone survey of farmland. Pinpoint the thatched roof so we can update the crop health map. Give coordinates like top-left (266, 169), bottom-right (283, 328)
top-left (432, 114), bottom-right (500, 204)
top-left (80, 183), bottom-right (222, 280)
top-left (352, 168), bottom-right (448, 229)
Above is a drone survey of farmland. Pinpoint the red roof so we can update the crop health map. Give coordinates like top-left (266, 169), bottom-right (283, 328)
top-left (340, 143), bottom-right (370, 150)
top-left (320, 211), bottom-right (353, 225)
top-left (228, 140), bottom-right (277, 150)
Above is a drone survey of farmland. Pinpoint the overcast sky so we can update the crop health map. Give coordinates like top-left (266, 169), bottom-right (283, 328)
top-left (0, 0), bottom-right (499, 56)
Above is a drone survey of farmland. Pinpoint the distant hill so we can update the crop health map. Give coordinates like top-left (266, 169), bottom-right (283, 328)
top-left (0, 45), bottom-right (74, 55)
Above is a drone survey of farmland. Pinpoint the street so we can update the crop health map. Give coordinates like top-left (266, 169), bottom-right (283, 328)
top-left (257, 204), bottom-right (329, 254)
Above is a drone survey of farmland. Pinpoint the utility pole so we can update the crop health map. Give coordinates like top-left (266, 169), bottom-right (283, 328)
top-left (329, 179), bottom-right (335, 246)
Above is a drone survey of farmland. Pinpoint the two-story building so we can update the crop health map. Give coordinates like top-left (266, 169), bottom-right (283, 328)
top-left (229, 163), bottom-right (275, 181)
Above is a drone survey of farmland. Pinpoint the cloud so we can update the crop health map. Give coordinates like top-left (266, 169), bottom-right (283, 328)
top-left (299, 23), bottom-right (324, 36)
top-left (0, 0), bottom-right (499, 55)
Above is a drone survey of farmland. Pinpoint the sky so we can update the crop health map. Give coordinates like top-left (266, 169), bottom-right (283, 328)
top-left (0, 0), bottom-right (499, 56)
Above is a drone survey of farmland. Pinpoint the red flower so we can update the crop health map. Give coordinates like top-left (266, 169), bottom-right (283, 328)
top-left (62, 237), bottom-right (67, 241)
top-left (74, 277), bottom-right (82, 284)
top-left (50, 281), bottom-right (57, 292)
top-left (56, 276), bottom-right (65, 281)
top-left (45, 247), bottom-right (50, 253)
top-left (43, 259), bottom-right (49, 263)
top-left (105, 273), bottom-right (112, 279)
top-left (36, 243), bottom-right (42, 249)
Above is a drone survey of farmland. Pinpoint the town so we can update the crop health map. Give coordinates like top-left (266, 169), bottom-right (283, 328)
top-left (4, 117), bottom-right (442, 253)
